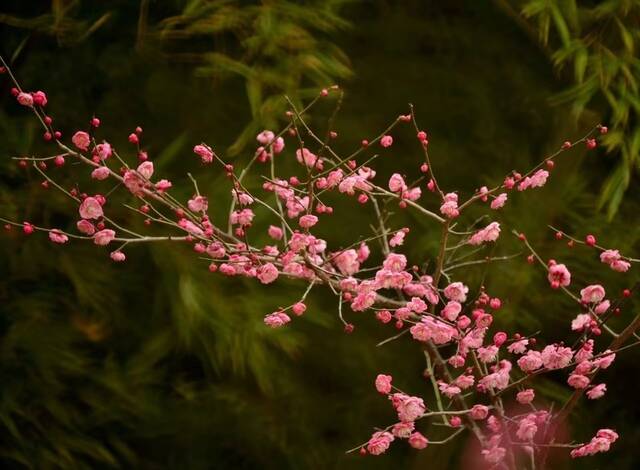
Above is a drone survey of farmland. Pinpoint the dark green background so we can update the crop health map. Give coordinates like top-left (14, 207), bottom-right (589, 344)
top-left (1, 1), bottom-right (639, 469)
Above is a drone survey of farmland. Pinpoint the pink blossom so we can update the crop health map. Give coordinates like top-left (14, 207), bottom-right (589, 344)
top-left (518, 169), bottom-right (548, 191)
top-left (477, 345), bottom-right (498, 363)
top-left (508, 338), bottom-right (529, 354)
top-left (95, 142), bottom-right (112, 160)
top-left (17, 92), bottom-right (34, 106)
top-left (110, 251), bottom-right (126, 262)
top-left (193, 144), bottom-right (214, 163)
top-left (230, 208), bottom-right (254, 226)
top-left (91, 166), bottom-right (110, 180)
top-left (408, 432), bottom-right (428, 449)
top-left (375, 374), bottom-right (393, 394)
top-left (594, 299), bottom-right (610, 315)
top-left (383, 253), bottom-right (407, 272)
top-left (568, 374), bottom-right (590, 389)
top-left (470, 404), bottom-right (489, 420)
top-left (481, 446), bottom-right (506, 464)
top-left (439, 193), bottom-right (459, 218)
top-left (516, 416), bottom-right (538, 441)
top-left (541, 344), bottom-right (573, 370)
top-left (571, 313), bottom-right (592, 331)
top-left (256, 130), bottom-right (275, 145)
top-left (268, 225), bottom-right (283, 240)
top-left (233, 190), bottom-right (254, 206)
top-left (295, 148), bottom-right (318, 168)
top-left (592, 350), bottom-right (615, 369)
top-left (76, 220), bottom-right (95, 235)
top-left (479, 360), bottom-right (512, 390)
top-left (600, 249), bottom-right (621, 265)
top-left (179, 219), bottom-right (204, 236)
top-left (396, 395), bottom-right (426, 422)
top-left (438, 382), bottom-right (461, 398)
top-left (468, 222), bottom-right (501, 245)
top-left (518, 350), bottom-right (543, 372)
top-left (407, 297), bottom-right (427, 313)
top-left (49, 230), bottom-right (69, 244)
top-left (392, 421), bottom-right (414, 438)
top-left (548, 263), bottom-right (571, 288)
top-left (273, 137), bottom-right (285, 154)
top-left (257, 263), bottom-right (279, 284)
top-left (380, 135), bottom-right (393, 147)
top-left (388, 173), bottom-right (407, 193)
top-left (441, 301), bottom-right (462, 321)
top-left (611, 259), bottom-right (631, 272)
top-left (188, 195), bottom-right (208, 212)
top-left (444, 282), bottom-right (468, 302)
top-left (299, 214), bottom-right (318, 228)
top-left (32, 91), bottom-right (47, 106)
top-left (123, 170), bottom-right (146, 195)
top-left (517, 389), bottom-right (535, 404)
top-left (490, 192), bottom-right (507, 209)
top-left (137, 161), bottom-right (154, 179)
top-left (454, 374), bottom-right (475, 389)
top-left (79, 197), bottom-right (104, 220)
top-left (93, 229), bottom-right (116, 246)
top-left (72, 131), bottom-right (91, 151)
top-left (389, 230), bottom-right (406, 247)
top-left (291, 302), bottom-right (306, 316)
top-left (580, 284), bottom-right (605, 303)
top-left (366, 431), bottom-right (394, 455)
top-left (600, 249), bottom-right (631, 272)
top-left (403, 186), bottom-right (422, 201)
top-left (155, 179), bottom-right (172, 192)
top-left (264, 311), bottom-right (290, 328)
top-left (334, 249), bottom-right (360, 276)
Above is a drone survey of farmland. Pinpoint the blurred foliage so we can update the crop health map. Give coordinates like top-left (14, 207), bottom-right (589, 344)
top-left (157, 0), bottom-right (353, 154)
top-left (514, 0), bottom-right (640, 218)
top-left (0, 1), bottom-right (639, 469)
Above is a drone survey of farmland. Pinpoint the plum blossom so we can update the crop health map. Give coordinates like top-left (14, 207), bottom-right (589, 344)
top-left (392, 422), bottom-right (414, 438)
top-left (439, 192), bottom-right (459, 218)
top-left (79, 197), bottom-right (104, 220)
top-left (380, 135), bottom-right (393, 147)
top-left (600, 249), bottom-right (631, 273)
top-left (518, 350), bottom-right (543, 372)
top-left (334, 249), bottom-right (360, 276)
top-left (49, 230), bottom-right (68, 244)
top-left (76, 220), bottom-right (95, 235)
top-left (93, 229), bottom-right (116, 246)
top-left (375, 374), bottom-right (393, 394)
top-left (541, 344), bottom-right (573, 370)
top-left (72, 131), bottom-right (91, 151)
top-left (264, 311), bottom-right (290, 328)
top-left (394, 394), bottom-right (426, 422)
top-left (468, 222), bottom-right (501, 245)
top-left (587, 383), bottom-right (607, 400)
top-left (490, 192), bottom-right (507, 209)
top-left (444, 282), bottom-right (468, 302)
top-left (366, 431), bottom-right (394, 455)
top-left (548, 263), bottom-right (571, 288)
top-left (188, 195), bottom-right (208, 212)
top-left (517, 389), bottom-right (535, 404)
top-left (580, 284), bottom-right (605, 303)
top-left (193, 144), bottom-right (214, 163)
top-left (257, 263), bottom-right (279, 284)
top-left (408, 432), bottom-right (428, 449)
top-left (91, 166), bottom-right (110, 180)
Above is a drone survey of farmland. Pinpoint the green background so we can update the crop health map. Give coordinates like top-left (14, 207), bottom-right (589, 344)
top-left (1, 1), bottom-right (639, 469)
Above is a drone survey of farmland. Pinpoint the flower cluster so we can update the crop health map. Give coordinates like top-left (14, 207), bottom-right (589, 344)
top-left (1, 59), bottom-right (638, 470)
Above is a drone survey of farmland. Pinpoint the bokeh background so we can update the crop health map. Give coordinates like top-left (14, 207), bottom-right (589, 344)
top-left (1, 1), bottom-right (639, 469)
